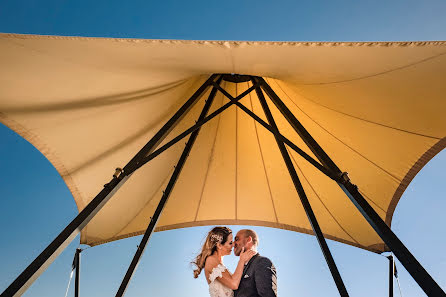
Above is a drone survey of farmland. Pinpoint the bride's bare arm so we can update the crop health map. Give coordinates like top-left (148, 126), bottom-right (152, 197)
top-left (205, 249), bottom-right (256, 290)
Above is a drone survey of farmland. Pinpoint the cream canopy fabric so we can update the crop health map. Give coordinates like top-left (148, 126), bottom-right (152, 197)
top-left (1, 34), bottom-right (445, 253)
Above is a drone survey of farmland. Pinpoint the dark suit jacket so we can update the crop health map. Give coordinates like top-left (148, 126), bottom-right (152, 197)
top-left (234, 254), bottom-right (277, 297)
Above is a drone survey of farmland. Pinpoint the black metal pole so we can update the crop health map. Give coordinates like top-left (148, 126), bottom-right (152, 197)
top-left (131, 81), bottom-right (257, 174)
top-left (257, 77), bottom-right (341, 173)
top-left (254, 84), bottom-right (349, 297)
top-left (257, 76), bottom-right (446, 297)
top-left (74, 248), bottom-right (81, 297)
top-left (0, 75), bottom-right (217, 297)
top-left (124, 74), bottom-right (218, 173)
top-left (338, 182), bottom-right (445, 297)
top-left (0, 174), bottom-right (128, 297)
top-left (387, 255), bottom-right (394, 297)
top-left (209, 79), bottom-right (334, 179)
top-left (233, 100), bottom-right (335, 179)
top-left (115, 79), bottom-right (222, 297)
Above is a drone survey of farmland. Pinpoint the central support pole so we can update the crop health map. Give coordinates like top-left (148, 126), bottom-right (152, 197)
top-left (115, 78), bottom-right (222, 297)
top-left (257, 77), bottom-right (446, 297)
top-left (1, 74), bottom-right (218, 297)
top-left (254, 83), bottom-right (349, 297)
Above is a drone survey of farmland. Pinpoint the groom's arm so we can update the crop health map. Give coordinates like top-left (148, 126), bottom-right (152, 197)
top-left (254, 257), bottom-right (277, 297)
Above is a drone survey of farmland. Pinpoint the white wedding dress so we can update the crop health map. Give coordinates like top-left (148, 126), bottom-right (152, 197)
top-left (208, 263), bottom-right (234, 297)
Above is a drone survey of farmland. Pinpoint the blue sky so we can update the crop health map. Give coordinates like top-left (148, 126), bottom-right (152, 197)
top-left (1, 1), bottom-right (445, 296)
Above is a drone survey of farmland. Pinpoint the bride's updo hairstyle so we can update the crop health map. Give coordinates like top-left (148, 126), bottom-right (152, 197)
top-left (192, 226), bottom-right (232, 278)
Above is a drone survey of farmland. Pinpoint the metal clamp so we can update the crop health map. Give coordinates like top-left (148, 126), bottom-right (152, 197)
top-left (338, 172), bottom-right (359, 190)
top-left (113, 168), bottom-right (123, 178)
top-left (337, 172), bottom-right (350, 183)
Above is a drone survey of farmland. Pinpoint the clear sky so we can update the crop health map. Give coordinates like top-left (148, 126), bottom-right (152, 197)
top-left (1, 1), bottom-right (445, 296)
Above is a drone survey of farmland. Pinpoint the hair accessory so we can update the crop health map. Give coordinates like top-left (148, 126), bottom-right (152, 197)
top-left (210, 233), bottom-right (223, 243)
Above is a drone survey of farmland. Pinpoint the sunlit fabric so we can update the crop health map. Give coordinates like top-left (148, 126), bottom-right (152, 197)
top-left (1, 33), bottom-right (445, 252)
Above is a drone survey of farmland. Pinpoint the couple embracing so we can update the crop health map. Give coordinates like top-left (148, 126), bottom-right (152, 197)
top-left (192, 227), bottom-right (277, 297)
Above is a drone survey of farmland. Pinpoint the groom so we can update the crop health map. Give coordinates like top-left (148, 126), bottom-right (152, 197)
top-left (233, 229), bottom-right (277, 297)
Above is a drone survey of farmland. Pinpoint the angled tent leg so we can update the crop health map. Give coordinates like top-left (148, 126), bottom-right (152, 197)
top-left (253, 83), bottom-right (350, 297)
top-left (115, 77), bottom-right (223, 297)
top-left (0, 74), bottom-right (218, 297)
top-left (257, 77), bottom-right (446, 297)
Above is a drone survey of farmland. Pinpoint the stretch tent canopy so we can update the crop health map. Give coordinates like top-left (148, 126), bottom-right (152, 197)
top-left (1, 34), bottom-right (445, 253)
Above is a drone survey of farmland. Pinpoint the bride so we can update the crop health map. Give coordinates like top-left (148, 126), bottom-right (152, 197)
top-left (192, 227), bottom-right (256, 297)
